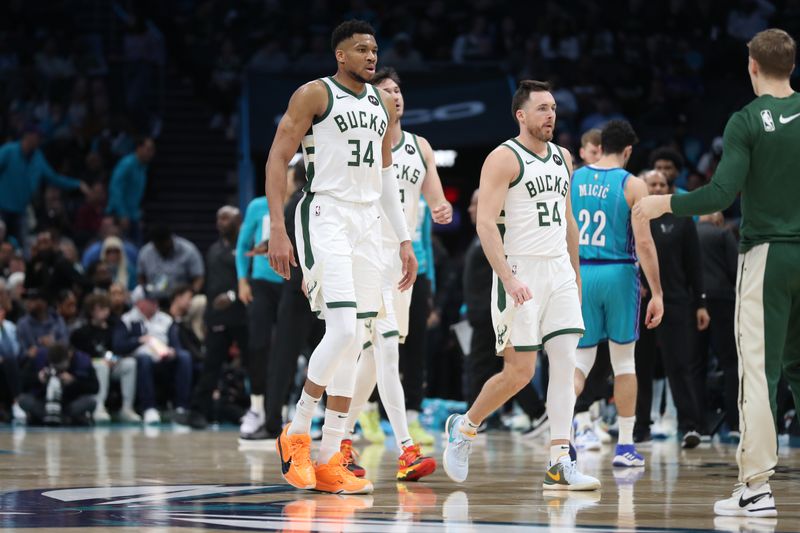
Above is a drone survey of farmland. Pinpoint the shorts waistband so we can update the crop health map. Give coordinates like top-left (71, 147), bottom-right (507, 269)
top-left (308, 192), bottom-right (377, 208)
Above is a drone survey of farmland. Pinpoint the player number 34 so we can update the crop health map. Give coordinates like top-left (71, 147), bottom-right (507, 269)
top-left (347, 139), bottom-right (375, 167)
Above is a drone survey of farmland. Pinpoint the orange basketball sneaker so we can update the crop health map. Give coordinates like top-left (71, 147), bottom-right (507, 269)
top-left (340, 438), bottom-right (366, 478)
top-left (276, 425), bottom-right (316, 489)
top-left (314, 452), bottom-right (374, 494)
top-left (396, 443), bottom-right (437, 482)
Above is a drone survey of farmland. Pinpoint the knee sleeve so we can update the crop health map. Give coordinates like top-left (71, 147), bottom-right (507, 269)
top-left (610, 341), bottom-right (636, 376)
top-left (306, 307), bottom-right (359, 387)
top-left (575, 346), bottom-right (597, 377)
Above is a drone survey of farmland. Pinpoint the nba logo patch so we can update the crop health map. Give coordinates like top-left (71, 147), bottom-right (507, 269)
top-left (314, 205), bottom-right (321, 216)
top-left (761, 110), bottom-right (776, 132)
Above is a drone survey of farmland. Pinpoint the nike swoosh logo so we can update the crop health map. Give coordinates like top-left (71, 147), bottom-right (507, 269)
top-left (337, 414), bottom-right (348, 419)
top-left (525, 160), bottom-right (534, 164)
top-left (779, 112), bottom-right (800, 124)
top-left (336, 95), bottom-right (348, 99)
top-left (277, 437), bottom-right (292, 474)
top-left (547, 471), bottom-right (561, 482)
top-left (739, 492), bottom-right (770, 507)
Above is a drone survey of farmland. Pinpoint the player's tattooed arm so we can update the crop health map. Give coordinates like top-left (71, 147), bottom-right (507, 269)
top-left (418, 136), bottom-right (453, 225)
top-left (264, 80), bottom-right (327, 278)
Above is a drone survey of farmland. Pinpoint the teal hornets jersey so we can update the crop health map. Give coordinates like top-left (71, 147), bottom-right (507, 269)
top-left (570, 166), bottom-right (636, 262)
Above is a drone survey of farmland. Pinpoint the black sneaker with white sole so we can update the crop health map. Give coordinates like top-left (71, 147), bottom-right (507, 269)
top-left (682, 430), bottom-right (701, 449)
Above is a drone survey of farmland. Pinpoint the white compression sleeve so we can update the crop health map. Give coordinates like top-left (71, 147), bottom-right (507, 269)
top-left (346, 344), bottom-right (378, 434)
top-left (544, 333), bottom-right (581, 442)
top-left (380, 166), bottom-right (411, 243)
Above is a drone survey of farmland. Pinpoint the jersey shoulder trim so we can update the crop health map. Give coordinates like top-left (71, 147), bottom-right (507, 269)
top-left (391, 130), bottom-right (406, 152)
top-left (327, 75), bottom-right (367, 99)
top-left (411, 133), bottom-right (427, 171)
top-left (500, 142), bottom-right (524, 188)
top-left (510, 137), bottom-right (552, 163)
top-left (313, 79), bottom-right (334, 125)
top-left (373, 85), bottom-right (390, 124)
top-left (553, 144), bottom-right (569, 173)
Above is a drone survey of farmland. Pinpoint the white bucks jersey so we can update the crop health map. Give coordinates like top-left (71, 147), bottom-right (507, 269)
top-left (499, 139), bottom-right (571, 257)
top-left (382, 131), bottom-right (427, 243)
top-left (301, 77), bottom-right (389, 203)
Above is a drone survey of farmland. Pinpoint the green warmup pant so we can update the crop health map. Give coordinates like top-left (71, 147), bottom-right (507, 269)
top-left (735, 242), bottom-right (800, 485)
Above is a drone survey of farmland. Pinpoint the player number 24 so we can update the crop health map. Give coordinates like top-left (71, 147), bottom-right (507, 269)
top-left (578, 209), bottom-right (607, 246)
top-left (536, 201), bottom-right (562, 227)
top-left (347, 139), bottom-right (375, 167)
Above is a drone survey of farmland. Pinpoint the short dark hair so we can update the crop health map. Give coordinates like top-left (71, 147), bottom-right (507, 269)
top-left (170, 283), bottom-right (193, 303)
top-left (649, 146), bottom-right (684, 170)
top-left (331, 20), bottom-right (376, 52)
top-left (371, 67), bottom-right (401, 87)
top-left (47, 343), bottom-right (70, 369)
top-left (150, 225), bottom-right (172, 244)
top-left (748, 28), bottom-right (796, 79)
top-left (600, 120), bottom-right (638, 155)
top-left (511, 80), bottom-right (551, 121)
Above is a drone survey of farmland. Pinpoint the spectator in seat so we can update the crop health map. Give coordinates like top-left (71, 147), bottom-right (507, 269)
top-left (0, 287), bottom-right (24, 423)
top-left (82, 217), bottom-right (139, 271)
top-left (137, 225), bottom-right (204, 294)
top-left (71, 293), bottom-right (140, 423)
top-left (16, 288), bottom-right (69, 358)
top-left (101, 236), bottom-right (136, 290)
top-left (18, 343), bottom-right (98, 426)
top-left (113, 285), bottom-right (191, 426)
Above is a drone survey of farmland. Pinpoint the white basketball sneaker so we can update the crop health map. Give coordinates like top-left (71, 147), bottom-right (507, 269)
top-left (714, 483), bottom-right (777, 517)
top-left (543, 456), bottom-right (601, 491)
top-left (443, 414), bottom-right (475, 483)
top-left (575, 425), bottom-right (602, 451)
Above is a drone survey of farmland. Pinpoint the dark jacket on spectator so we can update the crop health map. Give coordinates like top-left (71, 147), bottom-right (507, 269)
top-left (696, 221), bottom-right (738, 301)
top-left (648, 213), bottom-right (706, 308)
top-left (25, 250), bottom-right (88, 303)
top-left (16, 311), bottom-right (69, 353)
top-left (20, 349), bottom-right (98, 403)
top-left (463, 236), bottom-right (492, 325)
top-left (70, 320), bottom-right (116, 359)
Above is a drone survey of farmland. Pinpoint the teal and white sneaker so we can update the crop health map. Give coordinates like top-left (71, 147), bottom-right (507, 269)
top-left (443, 414), bottom-right (475, 483)
top-left (543, 456), bottom-right (601, 491)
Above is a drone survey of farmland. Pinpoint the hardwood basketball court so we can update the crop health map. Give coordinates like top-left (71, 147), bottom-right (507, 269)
top-left (1, 426), bottom-right (798, 532)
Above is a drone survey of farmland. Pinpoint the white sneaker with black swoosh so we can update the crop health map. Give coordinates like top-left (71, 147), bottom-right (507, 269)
top-left (714, 482), bottom-right (777, 517)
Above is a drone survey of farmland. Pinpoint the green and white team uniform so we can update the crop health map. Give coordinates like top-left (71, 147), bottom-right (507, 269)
top-left (369, 131), bottom-right (428, 343)
top-left (296, 76), bottom-right (390, 324)
top-left (491, 139), bottom-right (584, 354)
top-left (671, 92), bottom-right (800, 489)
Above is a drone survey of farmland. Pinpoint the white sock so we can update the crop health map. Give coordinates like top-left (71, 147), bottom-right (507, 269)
top-left (288, 389), bottom-right (320, 435)
top-left (550, 444), bottom-right (571, 464)
top-left (407, 409), bottom-right (419, 424)
top-left (575, 411), bottom-right (592, 431)
top-left (460, 414), bottom-right (479, 436)
top-left (318, 409), bottom-right (348, 464)
top-left (250, 394), bottom-right (264, 415)
top-left (618, 416), bottom-right (635, 445)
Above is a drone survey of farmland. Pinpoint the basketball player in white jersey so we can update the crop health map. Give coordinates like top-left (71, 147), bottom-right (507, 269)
top-left (264, 20), bottom-right (417, 495)
top-left (339, 68), bottom-right (452, 482)
top-left (443, 80), bottom-right (600, 491)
